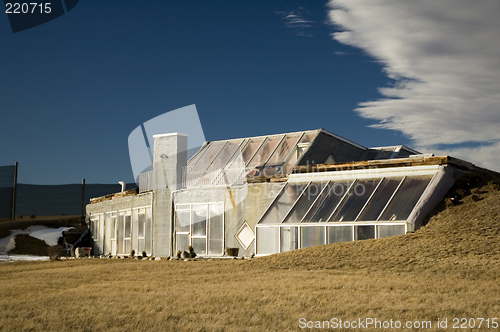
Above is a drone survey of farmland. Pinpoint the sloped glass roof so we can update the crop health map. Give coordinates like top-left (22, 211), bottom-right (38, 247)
top-left (184, 130), bottom-right (319, 187)
top-left (257, 172), bottom-right (435, 224)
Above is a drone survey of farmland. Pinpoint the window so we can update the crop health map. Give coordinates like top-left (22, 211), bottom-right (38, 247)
top-left (378, 225), bottom-right (405, 238)
top-left (254, 171), bottom-right (437, 255)
top-left (137, 208), bottom-right (146, 254)
top-left (109, 212), bottom-right (117, 255)
top-left (256, 227), bottom-right (279, 255)
top-left (174, 203), bottom-right (224, 256)
top-left (282, 182), bottom-right (328, 223)
top-left (330, 179), bottom-right (380, 222)
top-left (356, 226), bottom-right (375, 240)
top-left (118, 212), bottom-right (125, 255)
top-left (328, 226), bottom-right (353, 243)
top-left (378, 176), bottom-right (433, 221)
top-left (191, 206), bottom-right (207, 255)
top-left (356, 178), bottom-right (403, 221)
top-left (280, 226), bottom-right (298, 252)
top-left (301, 226), bottom-right (326, 248)
top-left (302, 181), bottom-right (353, 222)
top-left (259, 183), bottom-right (308, 224)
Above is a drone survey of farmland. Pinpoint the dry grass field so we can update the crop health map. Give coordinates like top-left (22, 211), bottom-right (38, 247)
top-left (1, 178), bottom-right (500, 331)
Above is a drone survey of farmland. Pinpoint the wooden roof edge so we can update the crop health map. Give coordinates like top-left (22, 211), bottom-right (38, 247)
top-left (89, 188), bottom-right (139, 204)
top-left (291, 155), bottom-right (476, 174)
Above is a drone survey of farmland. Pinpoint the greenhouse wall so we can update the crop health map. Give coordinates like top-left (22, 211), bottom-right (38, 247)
top-left (87, 192), bottom-right (153, 256)
top-left (173, 182), bottom-right (284, 256)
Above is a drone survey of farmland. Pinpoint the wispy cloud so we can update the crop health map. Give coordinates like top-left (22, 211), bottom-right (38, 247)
top-left (328, 0), bottom-right (500, 170)
top-left (276, 8), bottom-right (314, 37)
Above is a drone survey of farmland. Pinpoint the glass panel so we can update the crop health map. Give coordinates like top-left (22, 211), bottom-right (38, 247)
top-left (379, 175), bottom-right (433, 221)
top-left (131, 210), bottom-right (138, 252)
top-left (377, 225), bottom-right (405, 238)
top-left (125, 215), bottom-right (131, 238)
top-left (105, 214), bottom-right (112, 254)
top-left (256, 227), bottom-right (279, 255)
top-left (188, 141), bottom-right (226, 173)
top-left (124, 239), bottom-right (131, 254)
top-left (299, 131), bottom-right (317, 144)
top-left (176, 210), bottom-right (190, 233)
top-left (300, 226), bottom-right (326, 248)
top-left (212, 140), bottom-right (242, 167)
top-left (117, 213), bottom-right (124, 254)
top-left (302, 181), bottom-right (353, 222)
top-left (262, 134), bottom-right (302, 176)
top-left (208, 207), bottom-right (224, 256)
top-left (145, 207), bottom-right (152, 254)
top-left (280, 226), bottom-right (298, 252)
top-left (376, 149), bottom-right (395, 159)
top-left (282, 148), bottom-right (299, 175)
top-left (138, 213), bottom-right (145, 238)
top-left (138, 239), bottom-right (145, 254)
top-left (91, 218), bottom-right (99, 240)
top-left (241, 137), bottom-right (266, 164)
top-left (328, 226), bottom-right (353, 243)
top-left (199, 141), bottom-right (243, 183)
top-left (283, 182), bottom-right (327, 223)
top-left (364, 149), bottom-right (382, 160)
top-left (192, 238), bottom-right (207, 256)
top-left (330, 179), bottom-right (379, 222)
top-left (110, 214), bottom-right (117, 240)
top-left (176, 234), bottom-right (190, 252)
top-left (247, 135), bottom-right (283, 168)
top-left (356, 226), bottom-right (375, 240)
top-left (282, 131), bottom-right (317, 174)
top-left (259, 183), bottom-right (308, 224)
top-left (356, 178), bottom-right (403, 221)
top-left (192, 206), bottom-right (207, 236)
top-left (187, 146), bottom-right (205, 171)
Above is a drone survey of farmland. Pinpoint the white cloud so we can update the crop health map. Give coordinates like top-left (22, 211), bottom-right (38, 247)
top-left (328, 0), bottom-right (500, 170)
top-left (276, 8), bottom-right (314, 37)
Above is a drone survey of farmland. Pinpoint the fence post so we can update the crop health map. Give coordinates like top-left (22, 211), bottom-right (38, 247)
top-left (81, 178), bottom-right (86, 218)
top-left (11, 162), bottom-right (18, 221)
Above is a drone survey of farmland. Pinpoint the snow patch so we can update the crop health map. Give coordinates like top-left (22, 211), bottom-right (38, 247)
top-left (0, 226), bottom-right (74, 255)
top-left (0, 254), bottom-right (49, 262)
top-left (30, 227), bottom-right (73, 246)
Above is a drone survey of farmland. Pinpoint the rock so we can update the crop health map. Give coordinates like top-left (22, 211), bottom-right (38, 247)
top-left (154, 256), bottom-right (161, 261)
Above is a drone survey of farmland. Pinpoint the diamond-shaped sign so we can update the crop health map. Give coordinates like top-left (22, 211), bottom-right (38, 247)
top-left (235, 222), bottom-right (255, 250)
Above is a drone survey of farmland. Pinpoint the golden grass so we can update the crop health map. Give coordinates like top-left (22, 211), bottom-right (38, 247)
top-left (2, 183), bottom-right (500, 331)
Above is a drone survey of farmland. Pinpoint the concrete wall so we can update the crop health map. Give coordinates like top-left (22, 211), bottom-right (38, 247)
top-left (408, 165), bottom-right (463, 230)
top-left (86, 192), bottom-right (152, 215)
top-left (152, 133), bottom-right (187, 257)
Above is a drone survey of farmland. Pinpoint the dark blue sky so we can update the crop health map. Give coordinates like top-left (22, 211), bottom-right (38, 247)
top-left (0, 0), bottom-right (405, 184)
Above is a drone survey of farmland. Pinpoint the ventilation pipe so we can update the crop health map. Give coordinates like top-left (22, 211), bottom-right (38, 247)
top-left (118, 181), bottom-right (126, 192)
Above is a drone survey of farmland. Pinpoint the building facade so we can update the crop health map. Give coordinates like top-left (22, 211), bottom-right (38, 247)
top-left (87, 129), bottom-right (471, 257)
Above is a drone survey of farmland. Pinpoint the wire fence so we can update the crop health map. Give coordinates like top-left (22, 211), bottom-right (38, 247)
top-left (13, 183), bottom-right (138, 217)
top-left (0, 164), bottom-right (138, 218)
top-left (0, 165), bottom-right (15, 219)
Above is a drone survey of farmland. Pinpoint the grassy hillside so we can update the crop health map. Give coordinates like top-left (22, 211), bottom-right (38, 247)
top-left (1, 172), bottom-right (500, 331)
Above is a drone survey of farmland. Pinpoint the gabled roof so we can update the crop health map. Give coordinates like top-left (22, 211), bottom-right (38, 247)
top-left (363, 145), bottom-right (420, 160)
